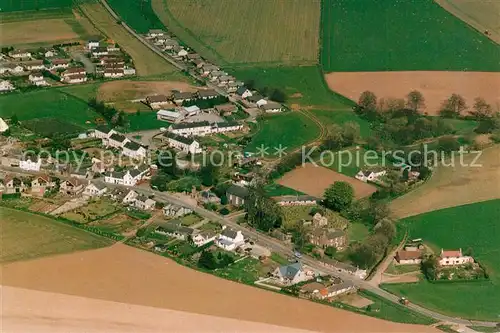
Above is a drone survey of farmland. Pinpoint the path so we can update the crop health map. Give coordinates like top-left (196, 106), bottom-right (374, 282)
top-left (368, 232), bottom-right (408, 286)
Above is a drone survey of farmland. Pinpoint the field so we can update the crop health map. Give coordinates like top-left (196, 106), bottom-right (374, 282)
top-left (0, 0), bottom-right (73, 12)
top-left (244, 112), bottom-right (320, 156)
top-left (0, 207), bottom-right (113, 263)
top-left (384, 199), bottom-right (500, 321)
top-left (152, 0), bottom-right (320, 65)
top-left (22, 118), bottom-right (84, 137)
top-left (97, 80), bottom-right (195, 102)
top-left (310, 109), bottom-right (372, 139)
top-left (320, 0), bottom-right (500, 72)
top-left (90, 213), bottom-right (145, 235)
top-left (435, 0), bottom-right (500, 44)
top-left (390, 145), bottom-right (500, 218)
top-left (79, 2), bottom-right (177, 76)
top-left (1, 18), bottom-right (80, 46)
top-left (107, 0), bottom-right (165, 33)
top-left (0, 88), bottom-right (100, 128)
top-left (229, 66), bottom-right (354, 110)
top-left (277, 163), bottom-right (377, 199)
top-left (325, 71), bottom-right (500, 115)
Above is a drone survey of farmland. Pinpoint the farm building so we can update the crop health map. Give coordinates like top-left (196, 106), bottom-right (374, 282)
top-left (146, 94), bottom-right (170, 109)
top-left (215, 103), bottom-right (238, 116)
top-left (197, 89), bottom-right (218, 100)
top-left (172, 91), bottom-right (196, 105)
top-left (273, 195), bottom-right (318, 206)
top-left (157, 109), bottom-right (183, 122)
top-left (395, 250), bottom-right (423, 265)
top-left (260, 102), bottom-right (283, 113)
top-left (355, 169), bottom-right (387, 182)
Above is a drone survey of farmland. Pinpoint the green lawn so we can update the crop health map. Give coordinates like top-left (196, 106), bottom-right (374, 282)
top-left (229, 66), bottom-right (354, 110)
top-left (0, 207), bottom-right (113, 263)
top-left (348, 222), bottom-right (370, 243)
top-left (264, 183), bottom-right (305, 197)
top-left (383, 199), bottom-right (500, 321)
top-left (385, 263), bottom-right (421, 275)
top-left (245, 111), bottom-right (320, 155)
top-left (0, 0), bottom-right (73, 12)
top-left (107, 0), bottom-right (165, 33)
top-left (320, 0), bottom-right (500, 72)
top-left (213, 257), bottom-right (262, 285)
top-left (126, 111), bottom-right (169, 132)
top-left (441, 118), bottom-right (478, 135)
top-left (310, 109), bottom-right (372, 138)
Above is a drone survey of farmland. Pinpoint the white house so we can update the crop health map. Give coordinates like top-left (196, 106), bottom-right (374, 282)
top-left (168, 121), bottom-right (212, 137)
top-left (0, 80), bottom-right (15, 92)
top-left (19, 156), bottom-right (41, 171)
top-left (157, 109), bottom-right (183, 122)
top-left (133, 194), bottom-right (156, 210)
top-left (163, 204), bottom-right (192, 217)
top-left (122, 189), bottom-right (139, 204)
top-left (395, 250), bottom-right (422, 265)
top-left (9, 50), bottom-right (31, 59)
top-left (247, 94), bottom-right (267, 107)
top-left (104, 69), bottom-right (124, 78)
top-left (192, 230), bottom-right (217, 247)
top-left (83, 182), bottom-right (107, 198)
top-left (148, 29), bottom-right (165, 38)
top-left (61, 67), bottom-right (86, 77)
top-left (87, 40), bottom-right (100, 50)
top-left (65, 74), bottom-right (87, 84)
top-left (162, 132), bottom-right (202, 154)
top-left (92, 47), bottom-right (108, 57)
top-left (163, 39), bottom-right (179, 51)
top-left (49, 59), bottom-right (70, 70)
top-left (106, 132), bottom-right (130, 149)
top-left (104, 166), bottom-right (149, 187)
top-left (261, 102), bottom-right (283, 113)
top-left (439, 249), bottom-right (474, 266)
top-left (28, 72), bottom-right (44, 82)
top-left (274, 195), bottom-right (318, 206)
top-left (1, 63), bottom-right (24, 74)
top-left (0, 118), bottom-right (10, 132)
top-left (212, 121), bottom-right (243, 134)
top-left (123, 67), bottom-right (136, 76)
top-left (23, 60), bottom-right (45, 71)
top-left (272, 262), bottom-right (313, 285)
top-left (92, 126), bottom-right (116, 139)
top-left (355, 169), bottom-right (387, 182)
top-left (155, 221), bottom-right (193, 241)
top-left (122, 141), bottom-right (148, 159)
top-left (215, 226), bottom-right (245, 251)
top-left (44, 49), bottom-right (57, 58)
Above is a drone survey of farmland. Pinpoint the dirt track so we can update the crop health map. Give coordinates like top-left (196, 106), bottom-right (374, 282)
top-left (0, 244), bottom-right (437, 333)
top-left (325, 71), bottom-right (500, 115)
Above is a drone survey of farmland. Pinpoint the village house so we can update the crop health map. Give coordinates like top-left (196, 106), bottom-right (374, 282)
top-left (191, 58), bottom-right (205, 68)
top-left (185, 53), bottom-right (200, 61)
top-left (9, 50), bottom-right (31, 59)
top-left (316, 282), bottom-right (355, 300)
top-left (168, 121), bottom-right (212, 137)
top-left (153, 36), bottom-right (168, 45)
top-left (320, 257), bottom-right (367, 279)
top-left (146, 94), bottom-right (170, 109)
top-left (355, 169), bottom-right (387, 182)
top-left (181, 105), bottom-right (201, 117)
top-left (148, 29), bottom-right (165, 38)
top-left (0, 117), bottom-right (9, 132)
top-left (91, 159), bottom-right (110, 174)
top-left (312, 213), bottom-right (328, 227)
top-left (104, 165), bottom-right (149, 186)
top-left (49, 59), bottom-right (70, 70)
top-left (19, 155), bottom-right (41, 171)
top-left (100, 56), bottom-right (125, 65)
top-left (208, 70), bottom-right (225, 81)
top-left (197, 89), bottom-right (218, 100)
top-left (226, 184), bottom-right (249, 207)
top-left (107, 45), bottom-right (120, 52)
top-left (28, 71), bottom-right (44, 82)
top-left (215, 226), bottom-right (245, 251)
top-left (395, 249), bottom-right (423, 265)
top-left (155, 221), bottom-right (194, 241)
top-left (247, 94), bottom-right (267, 107)
top-left (215, 103), bottom-right (238, 116)
top-left (274, 195), bottom-right (318, 206)
top-left (173, 46), bottom-right (188, 58)
top-left (271, 229), bottom-right (293, 244)
top-left (104, 68), bottom-right (124, 78)
top-left (171, 91), bottom-right (196, 105)
top-left (163, 39), bottom-right (179, 51)
top-left (3, 175), bottom-right (24, 194)
top-left (309, 228), bottom-right (347, 250)
top-left (64, 74), bottom-right (87, 84)
top-left (105, 132), bottom-right (130, 149)
top-left (261, 102), bottom-right (283, 113)
top-left (199, 190), bottom-right (221, 204)
top-left (83, 182), bottom-right (107, 198)
top-left (233, 172), bottom-right (255, 187)
top-left (22, 60), bottom-right (45, 71)
top-left (199, 64), bottom-right (218, 76)
top-left (272, 262), bottom-right (314, 285)
top-left (44, 49), bottom-right (57, 58)
top-left (212, 121), bottom-right (244, 134)
top-left (192, 230), bottom-right (218, 247)
top-left (439, 249), bottom-right (474, 266)
top-left (162, 132), bottom-right (202, 154)
top-left (133, 194), bottom-right (156, 211)
top-left (87, 40), bottom-right (100, 50)
top-left (156, 109), bottom-right (183, 123)
top-left (59, 178), bottom-right (84, 196)
top-left (163, 203), bottom-right (192, 217)
top-left (122, 141), bottom-right (148, 159)
top-left (216, 75), bottom-right (235, 86)
top-left (91, 46), bottom-right (108, 57)
top-left (61, 67), bottom-right (86, 78)
top-left (91, 126), bottom-right (117, 139)
top-left (1, 63), bottom-right (24, 74)
top-left (107, 188), bottom-right (127, 201)
top-left (123, 67), bottom-right (136, 76)
top-left (0, 80), bottom-right (15, 92)
top-left (122, 190), bottom-right (139, 204)
top-left (31, 175), bottom-right (57, 196)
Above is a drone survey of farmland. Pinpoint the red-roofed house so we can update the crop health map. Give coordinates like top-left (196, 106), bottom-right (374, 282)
top-left (395, 250), bottom-right (422, 265)
top-left (438, 249), bottom-right (474, 266)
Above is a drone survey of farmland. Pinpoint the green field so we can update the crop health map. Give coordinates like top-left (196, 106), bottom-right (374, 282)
top-left (126, 111), bottom-right (168, 132)
top-left (441, 118), bottom-right (478, 135)
top-left (0, 207), bottom-right (113, 263)
top-left (0, 89), bottom-right (100, 128)
top-left (310, 109), bottom-right (372, 138)
top-left (245, 111), bottom-right (320, 156)
top-left (320, 0), bottom-right (500, 72)
top-left (384, 199), bottom-right (500, 321)
top-left (229, 66), bottom-right (354, 110)
top-left (0, 0), bottom-right (73, 12)
top-left (0, 7), bottom-right (73, 22)
top-left (264, 183), bottom-right (305, 197)
top-left (22, 118), bottom-right (84, 137)
top-left (153, 0), bottom-right (320, 65)
top-left (107, 0), bottom-right (165, 33)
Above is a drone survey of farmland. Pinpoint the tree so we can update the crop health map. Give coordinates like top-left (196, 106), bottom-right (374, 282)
top-left (439, 94), bottom-right (467, 118)
top-left (245, 183), bottom-right (283, 232)
top-left (369, 201), bottom-right (391, 225)
top-left (470, 97), bottom-right (492, 120)
top-left (10, 114), bottom-right (19, 125)
top-left (349, 243), bottom-right (379, 269)
top-left (150, 173), bottom-right (171, 191)
top-left (438, 136), bottom-right (460, 153)
top-left (198, 251), bottom-right (217, 270)
top-left (292, 222), bottom-right (309, 250)
top-left (200, 163), bottom-right (219, 187)
top-left (421, 255), bottom-right (438, 280)
top-left (358, 91), bottom-right (377, 111)
top-left (406, 90), bottom-right (425, 113)
top-left (323, 124), bottom-right (344, 150)
top-left (342, 122), bottom-right (361, 146)
top-left (270, 89), bottom-right (286, 103)
top-left (323, 181), bottom-right (354, 211)
top-left (324, 246), bottom-right (337, 258)
top-left (374, 219), bottom-right (396, 242)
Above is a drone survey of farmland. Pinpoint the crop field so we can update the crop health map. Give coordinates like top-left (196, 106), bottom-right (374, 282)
top-left (153, 0), bottom-right (320, 65)
top-left (0, 89), bottom-right (100, 128)
top-left (1, 18), bottom-right (81, 46)
top-left (384, 199), bottom-right (500, 321)
top-left (325, 71), bottom-right (500, 115)
top-left (436, 0), bottom-right (500, 44)
top-left (21, 118), bottom-right (84, 137)
top-left (0, 207), bottom-right (113, 263)
top-left (90, 213), bottom-right (144, 235)
top-left (107, 0), bottom-right (165, 33)
top-left (229, 66), bottom-right (354, 110)
top-left (79, 2), bottom-right (177, 76)
top-left (277, 163), bottom-right (377, 199)
top-left (244, 112), bottom-right (320, 156)
top-left (390, 145), bottom-right (500, 218)
top-left (97, 80), bottom-right (195, 102)
top-left (320, 0), bottom-right (500, 72)
top-left (0, 0), bottom-right (73, 12)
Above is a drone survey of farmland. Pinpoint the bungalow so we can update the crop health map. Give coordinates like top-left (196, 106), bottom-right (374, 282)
top-left (192, 230), bottom-right (217, 247)
top-left (320, 257), bottom-right (367, 279)
top-left (146, 94), bottom-right (170, 109)
top-left (261, 102), bottom-right (283, 113)
top-left (106, 132), bottom-right (130, 149)
top-left (64, 74), bottom-right (87, 84)
top-left (215, 103), bottom-right (237, 116)
top-left (122, 141), bottom-right (147, 159)
top-left (155, 221), bottom-right (194, 241)
top-left (309, 228), bottom-right (347, 250)
top-left (212, 121), bottom-right (244, 134)
top-left (122, 189), bottom-right (139, 204)
top-left (236, 86), bottom-right (252, 99)
top-left (107, 45), bottom-right (120, 52)
top-left (31, 175), bottom-right (57, 196)
top-left (215, 226), bottom-right (245, 251)
top-left (355, 169), bottom-right (387, 182)
top-left (87, 40), bottom-right (100, 49)
top-left (153, 36), bottom-right (167, 45)
top-left (197, 89), bottom-right (218, 100)
top-left (148, 29), bottom-right (165, 38)
top-left (226, 184), bottom-right (249, 207)
top-left (91, 126), bottom-right (116, 139)
top-left (171, 91), bottom-right (196, 105)
top-left (104, 68), bottom-right (124, 78)
top-left (91, 47), bottom-right (108, 57)
top-left (50, 59), bottom-right (70, 70)
top-left (20, 155), bottom-right (41, 171)
top-left (61, 67), bottom-right (86, 77)
top-left (163, 203), bottom-right (193, 217)
top-left (0, 80), bottom-right (15, 92)
top-left (317, 282), bottom-right (355, 299)
top-left (395, 250), bottom-right (422, 265)
top-left (22, 60), bottom-right (45, 71)
top-left (199, 64), bottom-right (218, 76)
top-left (9, 50), bottom-right (31, 59)
top-left (168, 121), bottom-right (212, 137)
top-left (186, 53), bottom-right (200, 61)
top-left (173, 46), bottom-right (188, 57)
top-left (272, 262), bottom-right (313, 285)
top-left (157, 109), bottom-right (183, 123)
top-left (247, 94), bottom-right (267, 107)
top-left (439, 249), bottom-right (474, 266)
top-left (226, 81), bottom-right (241, 93)
top-left (100, 56), bottom-right (125, 65)
top-left (59, 178), bottom-right (84, 195)
top-left (274, 195), bottom-right (318, 206)
top-left (133, 194), bottom-right (156, 210)
top-left (162, 132), bottom-right (202, 154)
top-left (83, 182), bottom-right (107, 198)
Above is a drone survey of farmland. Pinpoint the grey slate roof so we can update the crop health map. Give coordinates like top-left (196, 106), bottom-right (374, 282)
top-left (109, 133), bottom-right (127, 142)
top-left (221, 227), bottom-right (238, 239)
top-left (163, 132), bottom-right (196, 145)
top-left (278, 262), bottom-right (302, 279)
top-left (197, 89), bottom-right (218, 98)
top-left (124, 141), bottom-right (143, 151)
top-left (156, 221), bottom-right (194, 236)
top-left (226, 184), bottom-right (249, 198)
top-left (171, 121), bottom-right (210, 130)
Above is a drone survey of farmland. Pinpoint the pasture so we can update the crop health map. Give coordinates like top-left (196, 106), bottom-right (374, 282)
top-left (277, 163), bottom-right (377, 199)
top-left (310, 109), bottom-right (371, 138)
top-left (229, 66), bottom-right (354, 110)
top-left (79, 2), bottom-right (177, 76)
top-left (320, 0), bottom-right (500, 72)
top-left (325, 71), bottom-right (500, 115)
top-left (107, 0), bottom-right (165, 33)
top-left (153, 0), bottom-right (320, 65)
top-left (97, 80), bottom-right (195, 102)
top-left (384, 199), bottom-right (500, 321)
top-left (390, 145), bottom-right (500, 218)
top-left (0, 207), bottom-right (113, 264)
top-left (244, 112), bottom-right (320, 156)
top-left (0, 0), bottom-right (73, 12)
top-left (22, 118), bottom-right (84, 137)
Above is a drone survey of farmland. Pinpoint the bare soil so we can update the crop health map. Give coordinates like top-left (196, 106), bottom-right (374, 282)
top-left (381, 273), bottom-right (420, 284)
top-left (1, 19), bottom-right (80, 45)
top-left (0, 244), bottom-right (437, 333)
top-left (277, 163), bottom-right (377, 199)
top-left (97, 80), bottom-right (197, 102)
top-left (340, 294), bottom-right (374, 309)
top-left (325, 71), bottom-right (500, 115)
